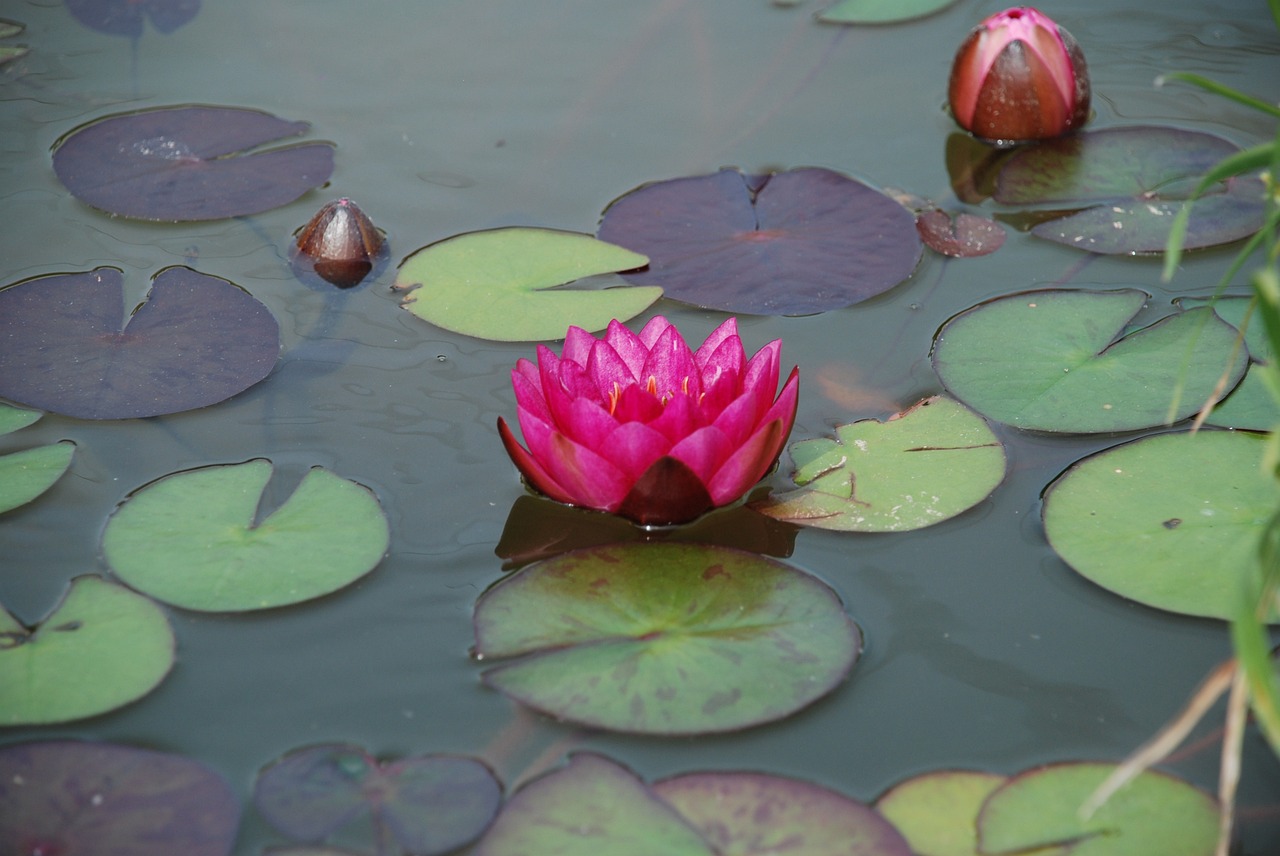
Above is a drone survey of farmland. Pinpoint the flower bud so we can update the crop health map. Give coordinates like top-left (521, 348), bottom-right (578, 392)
top-left (948, 7), bottom-right (1090, 143)
top-left (292, 198), bottom-right (385, 288)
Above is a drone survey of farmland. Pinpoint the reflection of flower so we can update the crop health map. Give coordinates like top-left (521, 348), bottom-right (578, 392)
top-left (948, 7), bottom-right (1090, 143)
top-left (498, 317), bottom-right (799, 526)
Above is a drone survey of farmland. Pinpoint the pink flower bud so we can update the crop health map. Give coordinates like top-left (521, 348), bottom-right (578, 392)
top-left (948, 7), bottom-right (1090, 143)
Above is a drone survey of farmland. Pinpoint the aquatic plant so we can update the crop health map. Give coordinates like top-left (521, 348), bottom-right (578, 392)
top-left (498, 316), bottom-right (799, 526)
top-left (948, 6), bottom-right (1090, 143)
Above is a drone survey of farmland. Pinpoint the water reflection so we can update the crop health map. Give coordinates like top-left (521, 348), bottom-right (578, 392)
top-left (494, 492), bottom-right (798, 570)
top-left (65, 0), bottom-right (200, 37)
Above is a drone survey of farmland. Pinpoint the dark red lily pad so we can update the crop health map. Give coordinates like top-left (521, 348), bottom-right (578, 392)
top-left (0, 740), bottom-right (240, 856)
top-left (597, 167), bottom-right (922, 315)
top-left (52, 104), bottom-right (334, 221)
top-left (993, 126), bottom-right (1266, 254)
top-left (253, 744), bottom-right (502, 854)
top-left (0, 266), bottom-right (279, 420)
top-left (916, 209), bottom-right (1006, 257)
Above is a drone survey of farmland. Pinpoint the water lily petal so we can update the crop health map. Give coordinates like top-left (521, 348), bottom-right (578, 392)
top-left (697, 330), bottom-right (746, 388)
top-left (693, 317), bottom-right (739, 371)
top-left (522, 416), bottom-right (631, 510)
top-left (601, 420), bottom-right (673, 480)
top-left (648, 391), bottom-right (704, 443)
top-left (604, 318), bottom-right (651, 378)
top-left (711, 391), bottom-right (762, 448)
top-left (586, 339), bottom-right (638, 393)
top-left (543, 357), bottom-right (604, 429)
top-left (668, 424), bottom-right (732, 483)
top-left (637, 315), bottom-right (674, 348)
top-left (612, 382), bottom-right (666, 423)
top-left (498, 417), bottom-right (576, 505)
top-left (707, 418), bottom-right (785, 504)
top-left (562, 325), bottom-right (599, 368)
top-left (511, 363), bottom-right (550, 423)
top-left (641, 324), bottom-right (699, 400)
top-left (560, 396), bottom-right (622, 452)
top-left (616, 456), bottom-right (715, 525)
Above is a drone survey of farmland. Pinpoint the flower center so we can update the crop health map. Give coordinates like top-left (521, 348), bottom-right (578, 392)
top-left (607, 376), bottom-right (693, 415)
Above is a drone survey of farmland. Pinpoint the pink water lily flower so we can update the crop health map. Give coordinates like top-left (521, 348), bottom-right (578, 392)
top-left (498, 316), bottom-right (800, 526)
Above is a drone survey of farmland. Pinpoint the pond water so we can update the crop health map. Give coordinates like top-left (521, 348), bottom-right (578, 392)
top-left (3, 0), bottom-right (1280, 852)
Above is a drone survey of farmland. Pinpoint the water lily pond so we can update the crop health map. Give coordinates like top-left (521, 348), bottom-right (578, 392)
top-left (3, 0), bottom-right (1280, 853)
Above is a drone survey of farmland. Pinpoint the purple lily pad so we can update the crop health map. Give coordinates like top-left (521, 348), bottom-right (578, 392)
top-left (0, 740), bottom-right (240, 856)
top-left (597, 167), bottom-right (922, 315)
top-left (66, 0), bottom-right (200, 37)
top-left (0, 266), bottom-right (279, 420)
top-left (653, 771), bottom-right (913, 855)
top-left (52, 104), bottom-right (334, 221)
top-left (253, 744), bottom-right (502, 854)
top-left (916, 209), bottom-right (1006, 257)
top-left (994, 125), bottom-right (1267, 254)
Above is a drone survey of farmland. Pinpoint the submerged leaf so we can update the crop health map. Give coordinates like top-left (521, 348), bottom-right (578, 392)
top-left (52, 104), bottom-right (334, 220)
top-left (0, 740), bottom-right (240, 856)
top-left (0, 267), bottom-right (279, 420)
top-left (597, 167), bottom-right (921, 315)
top-left (254, 744), bottom-right (501, 855)
top-left (102, 460), bottom-right (389, 612)
top-left (473, 542), bottom-right (861, 735)
top-left (395, 227), bottom-right (657, 341)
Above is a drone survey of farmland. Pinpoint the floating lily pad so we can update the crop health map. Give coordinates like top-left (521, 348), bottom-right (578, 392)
top-left (597, 167), bottom-right (922, 315)
top-left (394, 227), bottom-right (657, 341)
top-left (0, 576), bottom-right (175, 725)
top-left (755, 396), bottom-right (1005, 532)
top-left (102, 460), bottom-right (389, 612)
top-left (254, 744), bottom-right (501, 854)
top-left (474, 753), bottom-right (713, 856)
top-left (875, 770), bottom-right (1066, 856)
top-left (818, 0), bottom-right (960, 25)
top-left (0, 740), bottom-right (240, 856)
top-left (653, 771), bottom-right (912, 855)
top-left (0, 266), bottom-right (279, 420)
top-left (977, 763), bottom-right (1218, 856)
top-left (473, 542), bottom-right (861, 735)
top-left (916, 209), bottom-right (1006, 258)
top-left (932, 289), bottom-right (1247, 433)
top-left (1177, 295), bottom-right (1280, 430)
top-left (52, 104), bottom-right (334, 220)
top-left (0, 404), bottom-right (74, 514)
top-left (994, 126), bottom-right (1266, 254)
top-left (1043, 429), bottom-right (1278, 620)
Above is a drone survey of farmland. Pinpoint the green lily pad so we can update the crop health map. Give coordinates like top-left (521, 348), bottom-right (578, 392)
top-left (932, 289), bottom-right (1248, 433)
top-left (1176, 296), bottom-right (1280, 430)
top-left (1042, 429), bottom-right (1278, 620)
top-left (0, 576), bottom-right (175, 725)
top-left (994, 126), bottom-right (1266, 254)
top-left (473, 542), bottom-right (862, 735)
top-left (393, 227), bottom-right (657, 342)
top-left (0, 403), bottom-right (74, 514)
top-left (977, 763), bottom-right (1218, 856)
top-left (754, 396), bottom-right (1005, 532)
top-left (473, 753), bottom-right (713, 856)
top-left (819, 0), bottom-right (959, 25)
top-left (102, 460), bottom-right (389, 612)
top-left (875, 771), bottom-right (1065, 856)
top-left (653, 771), bottom-right (912, 855)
